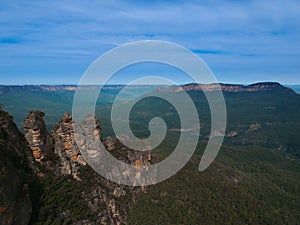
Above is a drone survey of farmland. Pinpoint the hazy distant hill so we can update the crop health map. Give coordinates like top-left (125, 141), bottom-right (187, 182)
top-left (0, 82), bottom-right (299, 158)
top-left (158, 82), bottom-right (295, 93)
top-left (0, 85), bottom-right (77, 94)
top-left (0, 82), bottom-right (296, 94)
top-left (0, 84), bottom-right (155, 94)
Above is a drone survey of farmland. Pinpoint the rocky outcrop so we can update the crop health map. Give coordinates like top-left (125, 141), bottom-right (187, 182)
top-left (0, 108), bottom-right (32, 225)
top-left (226, 131), bottom-right (238, 138)
top-left (23, 111), bottom-right (54, 162)
top-left (73, 117), bottom-right (152, 224)
top-left (80, 136), bottom-right (152, 224)
top-left (52, 112), bottom-right (86, 180)
top-left (80, 182), bottom-right (127, 225)
top-left (248, 123), bottom-right (261, 132)
top-left (23, 111), bottom-right (86, 178)
top-left (2, 108), bottom-right (152, 224)
top-left (23, 110), bottom-right (153, 188)
top-left (103, 136), bottom-right (152, 191)
top-left (75, 117), bottom-right (153, 189)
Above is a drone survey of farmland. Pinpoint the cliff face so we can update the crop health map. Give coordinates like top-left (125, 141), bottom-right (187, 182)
top-left (52, 112), bottom-right (86, 180)
top-left (75, 115), bottom-right (152, 190)
top-left (20, 109), bottom-right (153, 224)
top-left (0, 108), bottom-right (32, 225)
top-left (0, 85), bottom-right (77, 94)
top-left (23, 111), bottom-right (87, 180)
top-left (106, 136), bottom-right (152, 191)
top-left (0, 82), bottom-right (295, 95)
top-left (0, 106), bottom-right (153, 224)
top-left (158, 82), bottom-right (295, 93)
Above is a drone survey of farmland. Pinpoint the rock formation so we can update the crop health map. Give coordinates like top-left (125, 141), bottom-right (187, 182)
top-left (103, 136), bottom-right (152, 191)
top-left (75, 117), bottom-right (153, 190)
top-left (248, 123), bottom-right (261, 132)
top-left (23, 110), bottom-right (153, 187)
top-left (1, 108), bottom-right (153, 224)
top-left (226, 131), bottom-right (238, 138)
top-left (23, 110), bottom-right (54, 162)
top-left (52, 112), bottom-right (86, 180)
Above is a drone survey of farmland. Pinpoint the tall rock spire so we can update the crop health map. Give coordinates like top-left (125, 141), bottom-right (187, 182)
top-left (51, 112), bottom-right (86, 180)
top-left (23, 110), bottom-right (53, 162)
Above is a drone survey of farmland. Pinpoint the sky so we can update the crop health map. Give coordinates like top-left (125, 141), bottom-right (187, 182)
top-left (0, 0), bottom-right (300, 85)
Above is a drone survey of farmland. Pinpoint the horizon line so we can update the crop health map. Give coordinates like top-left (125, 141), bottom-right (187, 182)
top-left (0, 82), bottom-right (300, 86)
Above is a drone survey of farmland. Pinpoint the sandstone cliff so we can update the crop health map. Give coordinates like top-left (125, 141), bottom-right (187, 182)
top-left (52, 112), bottom-right (87, 180)
top-left (20, 109), bottom-right (153, 224)
top-left (157, 82), bottom-right (295, 93)
top-left (0, 85), bottom-right (77, 94)
top-left (23, 111), bottom-right (54, 162)
top-left (0, 82), bottom-right (295, 95)
top-left (0, 107), bottom-right (32, 225)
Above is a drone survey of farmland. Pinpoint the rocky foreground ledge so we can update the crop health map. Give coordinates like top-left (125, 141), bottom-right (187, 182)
top-left (1, 108), bottom-right (152, 225)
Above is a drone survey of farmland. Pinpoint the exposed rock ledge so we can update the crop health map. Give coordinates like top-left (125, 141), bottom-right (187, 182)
top-left (158, 82), bottom-right (295, 93)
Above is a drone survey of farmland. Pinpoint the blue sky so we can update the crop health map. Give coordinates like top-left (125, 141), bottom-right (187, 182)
top-left (0, 0), bottom-right (299, 85)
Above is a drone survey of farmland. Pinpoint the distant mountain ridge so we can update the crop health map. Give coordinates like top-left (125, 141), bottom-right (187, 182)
top-left (0, 85), bottom-right (77, 94)
top-left (0, 84), bottom-right (151, 94)
top-left (159, 82), bottom-right (295, 93)
top-left (0, 82), bottom-right (296, 94)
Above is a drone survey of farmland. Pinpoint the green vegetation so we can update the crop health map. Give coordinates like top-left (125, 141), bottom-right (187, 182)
top-left (127, 146), bottom-right (300, 225)
top-left (29, 175), bottom-right (98, 225)
top-left (1, 86), bottom-right (300, 224)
